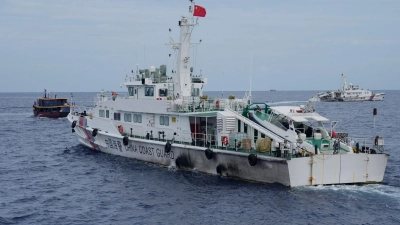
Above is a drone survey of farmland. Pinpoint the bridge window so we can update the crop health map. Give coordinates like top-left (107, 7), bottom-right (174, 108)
top-left (128, 87), bottom-right (134, 96)
top-left (160, 116), bottom-right (164, 125)
top-left (191, 88), bottom-right (200, 96)
top-left (124, 113), bottom-right (132, 122)
top-left (145, 87), bottom-right (154, 96)
top-left (99, 110), bottom-right (105, 117)
top-left (114, 113), bottom-right (121, 121)
top-left (159, 88), bottom-right (168, 97)
top-left (106, 110), bottom-right (109, 118)
top-left (133, 114), bottom-right (142, 123)
top-left (160, 116), bottom-right (169, 126)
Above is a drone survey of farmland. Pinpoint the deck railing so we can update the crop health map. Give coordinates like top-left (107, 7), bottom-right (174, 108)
top-left (170, 96), bottom-right (246, 113)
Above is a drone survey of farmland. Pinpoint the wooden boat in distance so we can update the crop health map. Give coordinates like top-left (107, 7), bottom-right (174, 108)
top-left (33, 93), bottom-right (71, 118)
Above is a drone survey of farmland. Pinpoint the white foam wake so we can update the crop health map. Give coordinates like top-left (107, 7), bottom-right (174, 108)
top-left (304, 184), bottom-right (400, 202)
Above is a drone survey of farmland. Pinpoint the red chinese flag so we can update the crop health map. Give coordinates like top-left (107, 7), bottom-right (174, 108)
top-left (193, 5), bottom-right (206, 17)
top-left (332, 130), bottom-right (337, 138)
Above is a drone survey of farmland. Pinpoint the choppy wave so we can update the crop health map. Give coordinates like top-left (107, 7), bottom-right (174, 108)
top-left (1, 91), bottom-right (400, 224)
top-left (304, 184), bottom-right (400, 200)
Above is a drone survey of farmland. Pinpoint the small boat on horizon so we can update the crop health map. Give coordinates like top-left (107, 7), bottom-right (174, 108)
top-left (309, 74), bottom-right (385, 102)
top-left (33, 90), bottom-right (71, 118)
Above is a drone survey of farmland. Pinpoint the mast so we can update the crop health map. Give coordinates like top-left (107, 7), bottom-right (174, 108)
top-left (173, 4), bottom-right (196, 97)
top-left (70, 92), bottom-right (74, 112)
top-left (342, 73), bottom-right (348, 90)
top-left (166, 1), bottom-right (205, 98)
top-left (249, 48), bottom-right (253, 104)
top-left (221, 72), bottom-right (224, 98)
top-left (174, 15), bottom-right (190, 97)
top-left (247, 40), bottom-right (253, 105)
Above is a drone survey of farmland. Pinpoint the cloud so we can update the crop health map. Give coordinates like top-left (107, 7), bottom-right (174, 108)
top-left (1, 0), bottom-right (400, 92)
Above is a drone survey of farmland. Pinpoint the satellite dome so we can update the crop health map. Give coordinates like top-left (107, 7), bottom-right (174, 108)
top-left (149, 66), bottom-right (156, 73)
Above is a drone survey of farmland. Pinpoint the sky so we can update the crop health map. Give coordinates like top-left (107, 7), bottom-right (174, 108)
top-left (1, 0), bottom-right (399, 92)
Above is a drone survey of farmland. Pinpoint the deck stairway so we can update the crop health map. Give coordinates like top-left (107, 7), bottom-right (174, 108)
top-left (225, 108), bottom-right (287, 144)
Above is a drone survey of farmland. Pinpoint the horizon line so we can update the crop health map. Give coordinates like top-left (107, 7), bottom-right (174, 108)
top-left (0, 89), bottom-right (396, 93)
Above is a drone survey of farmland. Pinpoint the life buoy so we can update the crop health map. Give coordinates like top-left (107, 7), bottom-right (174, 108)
top-left (216, 100), bottom-right (220, 109)
top-left (71, 120), bottom-right (77, 128)
top-left (205, 148), bottom-right (214, 160)
top-left (222, 136), bottom-right (229, 146)
top-left (165, 142), bottom-right (172, 153)
top-left (119, 125), bottom-right (123, 133)
top-left (92, 128), bottom-right (98, 137)
top-left (123, 136), bottom-right (129, 146)
top-left (248, 153), bottom-right (257, 166)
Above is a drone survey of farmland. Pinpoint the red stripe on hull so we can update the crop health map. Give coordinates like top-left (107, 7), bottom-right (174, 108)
top-left (369, 93), bottom-right (376, 101)
top-left (82, 126), bottom-right (97, 150)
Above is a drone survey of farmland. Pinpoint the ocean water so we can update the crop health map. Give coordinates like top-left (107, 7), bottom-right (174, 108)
top-left (0, 90), bottom-right (399, 225)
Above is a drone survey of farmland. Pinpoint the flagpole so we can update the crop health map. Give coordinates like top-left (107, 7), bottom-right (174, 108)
top-left (190, 0), bottom-right (194, 20)
top-left (143, 41), bottom-right (146, 71)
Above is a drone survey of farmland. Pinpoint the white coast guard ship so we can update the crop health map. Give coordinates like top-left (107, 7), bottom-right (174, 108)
top-left (309, 74), bottom-right (385, 102)
top-left (68, 3), bottom-right (388, 187)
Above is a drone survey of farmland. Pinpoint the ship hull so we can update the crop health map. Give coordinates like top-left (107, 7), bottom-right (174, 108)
top-left (70, 114), bottom-right (388, 187)
top-left (314, 98), bottom-right (384, 102)
top-left (33, 110), bottom-right (69, 118)
top-left (311, 92), bottom-right (385, 102)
